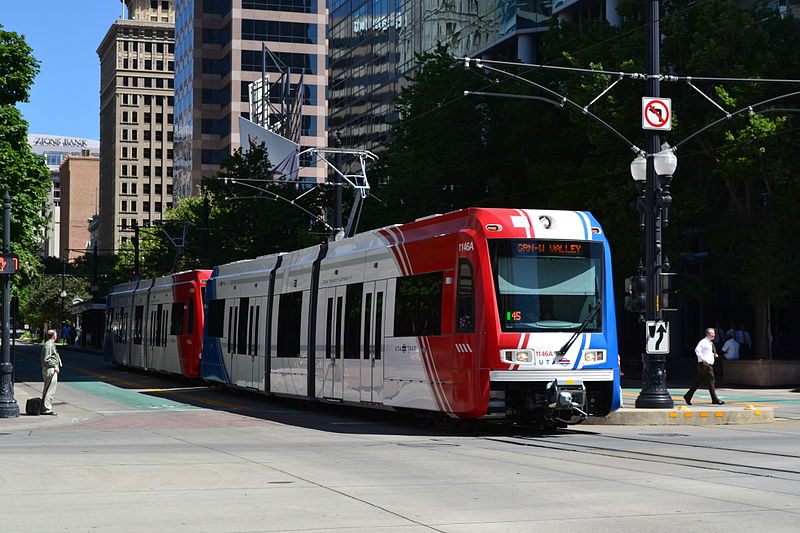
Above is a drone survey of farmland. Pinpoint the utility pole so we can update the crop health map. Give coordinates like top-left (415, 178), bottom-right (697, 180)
top-left (0, 189), bottom-right (19, 417)
top-left (333, 131), bottom-right (343, 237)
top-left (636, 0), bottom-right (674, 409)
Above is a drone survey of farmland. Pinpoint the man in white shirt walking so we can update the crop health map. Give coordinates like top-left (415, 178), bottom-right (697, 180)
top-left (684, 328), bottom-right (725, 405)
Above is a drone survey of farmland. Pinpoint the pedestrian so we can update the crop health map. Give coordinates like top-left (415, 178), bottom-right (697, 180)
top-left (684, 328), bottom-right (725, 406)
top-left (61, 321), bottom-right (70, 345)
top-left (739, 323), bottom-right (752, 358)
top-left (68, 323), bottom-right (77, 345)
top-left (40, 329), bottom-right (62, 415)
top-left (722, 333), bottom-right (740, 360)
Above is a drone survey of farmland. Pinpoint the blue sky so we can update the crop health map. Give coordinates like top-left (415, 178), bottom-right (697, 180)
top-left (3, 1), bottom-right (126, 140)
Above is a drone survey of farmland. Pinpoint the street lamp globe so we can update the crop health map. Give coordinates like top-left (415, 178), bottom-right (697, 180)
top-left (630, 153), bottom-right (647, 182)
top-left (653, 143), bottom-right (678, 176)
top-left (59, 289), bottom-right (67, 298)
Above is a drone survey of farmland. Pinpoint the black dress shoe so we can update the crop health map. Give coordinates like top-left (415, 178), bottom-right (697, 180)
top-left (683, 394), bottom-right (692, 405)
top-left (712, 400), bottom-right (725, 405)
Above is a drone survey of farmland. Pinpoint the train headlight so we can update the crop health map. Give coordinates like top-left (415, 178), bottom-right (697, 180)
top-left (582, 349), bottom-right (606, 364)
top-left (502, 349), bottom-right (534, 364)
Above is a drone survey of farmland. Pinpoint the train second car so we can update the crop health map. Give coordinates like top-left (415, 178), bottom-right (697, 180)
top-left (105, 270), bottom-right (211, 377)
top-left (197, 208), bottom-right (621, 425)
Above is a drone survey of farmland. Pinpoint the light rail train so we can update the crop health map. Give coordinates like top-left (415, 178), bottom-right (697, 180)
top-left (105, 208), bottom-right (622, 426)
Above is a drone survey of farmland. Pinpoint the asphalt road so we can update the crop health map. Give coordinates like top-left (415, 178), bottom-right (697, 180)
top-left (2, 343), bottom-right (799, 532)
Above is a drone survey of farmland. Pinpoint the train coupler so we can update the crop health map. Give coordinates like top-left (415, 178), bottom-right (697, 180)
top-left (545, 379), bottom-right (588, 425)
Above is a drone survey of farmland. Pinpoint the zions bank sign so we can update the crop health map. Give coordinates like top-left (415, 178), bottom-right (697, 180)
top-left (32, 137), bottom-right (89, 148)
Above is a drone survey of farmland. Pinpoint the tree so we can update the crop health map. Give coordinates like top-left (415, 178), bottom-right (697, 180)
top-left (369, 1), bottom-right (800, 357)
top-left (21, 274), bottom-right (90, 335)
top-left (135, 141), bottom-right (331, 278)
top-left (0, 26), bottom-right (52, 286)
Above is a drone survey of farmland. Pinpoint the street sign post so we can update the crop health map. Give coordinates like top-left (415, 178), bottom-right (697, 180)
top-left (646, 320), bottom-right (670, 354)
top-left (642, 97), bottom-right (672, 131)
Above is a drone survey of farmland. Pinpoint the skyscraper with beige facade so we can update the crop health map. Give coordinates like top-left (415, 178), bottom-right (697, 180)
top-left (173, 0), bottom-right (328, 200)
top-left (97, 0), bottom-right (176, 253)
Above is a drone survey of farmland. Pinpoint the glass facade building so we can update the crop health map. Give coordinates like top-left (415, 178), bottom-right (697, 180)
top-left (328, 0), bottom-right (626, 151)
top-left (173, 0), bottom-right (329, 200)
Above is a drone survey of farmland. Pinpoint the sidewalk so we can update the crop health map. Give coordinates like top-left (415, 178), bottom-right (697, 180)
top-left (1, 380), bottom-right (102, 431)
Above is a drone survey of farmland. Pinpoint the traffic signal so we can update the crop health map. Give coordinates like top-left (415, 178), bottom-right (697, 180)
top-left (624, 275), bottom-right (646, 313)
top-left (660, 272), bottom-right (679, 311)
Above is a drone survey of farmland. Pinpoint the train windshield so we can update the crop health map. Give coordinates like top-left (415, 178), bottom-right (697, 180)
top-left (489, 239), bottom-right (604, 333)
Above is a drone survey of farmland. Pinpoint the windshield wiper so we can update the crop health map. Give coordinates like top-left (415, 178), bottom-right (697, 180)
top-left (555, 299), bottom-right (601, 357)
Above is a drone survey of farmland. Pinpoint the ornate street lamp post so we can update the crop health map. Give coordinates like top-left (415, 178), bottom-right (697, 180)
top-left (632, 142), bottom-right (677, 408)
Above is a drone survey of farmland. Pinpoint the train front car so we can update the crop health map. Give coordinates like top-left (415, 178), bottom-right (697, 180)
top-left (476, 209), bottom-right (621, 426)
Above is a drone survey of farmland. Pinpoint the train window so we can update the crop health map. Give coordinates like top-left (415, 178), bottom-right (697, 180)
top-left (237, 298), bottom-right (249, 355)
top-left (149, 310), bottom-right (156, 345)
top-left (186, 299), bottom-right (195, 334)
top-left (276, 292), bottom-right (302, 357)
top-left (206, 299), bottom-right (225, 338)
top-left (375, 292), bottom-right (383, 360)
top-left (155, 304), bottom-right (164, 346)
top-left (325, 297), bottom-right (333, 358)
top-left (335, 296), bottom-right (342, 359)
top-left (363, 292), bottom-right (372, 359)
top-left (162, 307), bottom-right (168, 346)
top-left (394, 272), bottom-right (443, 337)
top-left (133, 305), bottom-right (144, 344)
top-left (489, 239), bottom-right (603, 333)
top-left (170, 302), bottom-right (184, 335)
top-left (343, 283), bottom-right (362, 359)
top-left (229, 306), bottom-right (237, 353)
top-left (456, 259), bottom-right (475, 333)
top-left (253, 305), bottom-right (260, 356)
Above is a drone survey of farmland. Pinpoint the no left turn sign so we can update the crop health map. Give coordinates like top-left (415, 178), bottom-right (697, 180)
top-left (642, 97), bottom-right (672, 131)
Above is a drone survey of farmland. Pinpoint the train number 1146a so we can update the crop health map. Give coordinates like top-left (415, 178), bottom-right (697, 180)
top-left (458, 241), bottom-right (475, 252)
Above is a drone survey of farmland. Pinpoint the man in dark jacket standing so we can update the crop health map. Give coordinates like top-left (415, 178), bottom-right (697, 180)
top-left (40, 329), bottom-right (62, 415)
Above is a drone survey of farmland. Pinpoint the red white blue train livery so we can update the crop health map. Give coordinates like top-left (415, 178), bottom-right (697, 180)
top-left (105, 208), bottom-right (622, 425)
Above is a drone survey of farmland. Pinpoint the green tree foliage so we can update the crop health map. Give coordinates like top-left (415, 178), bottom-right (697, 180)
top-left (21, 274), bottom-right (90, 333)
top-left (369, 1), bottom-right (800, 357)
top-left (134, 141), bottom-right (331, 277)
top-left (0, 26), bottom-right (51, 284)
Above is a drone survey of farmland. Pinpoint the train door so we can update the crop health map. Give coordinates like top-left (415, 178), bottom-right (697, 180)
top-left (341, 283), bottom-right (363, 402)
top-left (360, 281), bottom-right (386, 403)
top-left (321, 286), bottom-right (345, 400)
top-left (229, 298), bottom-right (254, 389)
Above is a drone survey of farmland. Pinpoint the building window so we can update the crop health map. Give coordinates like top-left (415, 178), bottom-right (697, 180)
top-left (241, 20), bottom-right (317, 44)
top-left (241, 50), bottom-right (315, 74)
top-left (242, 0), bottom-right (315, 13)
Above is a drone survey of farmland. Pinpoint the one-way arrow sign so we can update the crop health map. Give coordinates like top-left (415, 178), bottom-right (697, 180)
top-left (646, 320), bottom-right (670, 354)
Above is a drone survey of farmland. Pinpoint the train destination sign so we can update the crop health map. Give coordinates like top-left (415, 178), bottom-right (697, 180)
top-left (515, 241), bottom-right (588, 257)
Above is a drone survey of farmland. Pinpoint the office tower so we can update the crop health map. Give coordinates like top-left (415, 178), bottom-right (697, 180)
top-left (97, 0), bottom-right (176, 253)
top-left (173, 0), bottom-right (328, 200)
